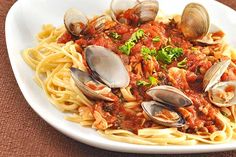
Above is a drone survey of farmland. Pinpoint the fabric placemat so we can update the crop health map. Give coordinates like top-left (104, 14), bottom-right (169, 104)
top-left (0, 0), bottom-right (235, 156)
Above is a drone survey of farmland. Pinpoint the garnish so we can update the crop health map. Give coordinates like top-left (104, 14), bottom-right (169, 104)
top-left (119, 42), bottom-right (135, 55)
top-left (149, 76), bottom-right (158, 86)
top-left (119, 29), bottom-right (145, 55)
top-left (156, 46), bottom-right (183, 64)
top-left (177, 58), bottom-right (187, 68)
top-left (137, 80), bottom-right (150, 86)
top-left (141, 47), bottom-right (157, 60)
top-left (152, 36), bottom-right (160, 42)
top-left (109, 32), bottom-right (121, 39)
top-left (137, 76), bottom-right (158, 86)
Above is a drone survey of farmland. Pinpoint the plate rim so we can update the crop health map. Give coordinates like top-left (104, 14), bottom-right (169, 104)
top-left (5, 0), bottom-right (236, 154)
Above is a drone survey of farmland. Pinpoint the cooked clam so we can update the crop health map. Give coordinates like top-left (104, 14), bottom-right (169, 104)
top-left (64, 9), bottom-right (110, 36)
top-left (181, 3), bottom-right (210, 40)
top-left (110, 0), bottom-right (138, 23)
top-left (181, 3), bottom-right (224, 45)
top-left (86, 15), bottom-right (112, 32)
top-left (203, 60), bottom-right (231, 92)
top-left (181, 3), bottom-right (210, 39)
top-left (147, 85), bottom-right (193, 107)
top-left (141, 85), bottom-right (192, 127)
top-left (196, 24), bottom-right (224, 45)
top-left (141, 101), bottom-right (185, 127)
top-left (134, 0), bottom-right (159, 23)
top-left (110, 0), bottom-right (159, 24)
top-left (70, 45), bottom-right (130, 101)
top-left (64, 8), bottom-right (89, 36)
top-left (85, 45), bottom-right (130, 88)
top-left (70, 68), bottom-right (114, 101)
top-left (203, 59), bottom-right (236, 107)
top-left (209, 81), bottom-right (236, 107)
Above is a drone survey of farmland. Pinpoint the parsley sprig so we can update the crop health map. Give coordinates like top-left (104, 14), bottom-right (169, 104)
top-left (152, 36), bottom-right (160, 42)
top-left (177, 58), bottom-right (187, 68)
top-left (141, 47), bottom-right (157, 60)
top-left (137, 76), bottom-right (158, 86)
top-left (109, 32), bottom-right (121, 39)
top-left (119, 29), bottom-right (145, 55)
top-left (156, 46), bottom-right (183, 64)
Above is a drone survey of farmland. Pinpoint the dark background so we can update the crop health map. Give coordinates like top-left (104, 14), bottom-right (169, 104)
top-left (0, 0), bottom-right (236, 156)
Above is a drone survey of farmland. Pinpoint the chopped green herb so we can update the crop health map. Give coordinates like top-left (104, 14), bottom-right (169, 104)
top-left (130, 29), bottom-right (145, 42)
top-left (109, 32), bottom-right (121, 39)
top-left (137, 76), bottom-right (158, 86)
top-left (152, 36), bottom-right (160, 42)
top-left (136, 80), bottom-right (150, 86)
top-left (141, 47), bottom-right (157, 60)
top-left (156, 46), bottom-right (183, 64)
top-left (149, 76), bottom-right (158, 86)
top-left (119, 29), bottom-right (145, 55)
top-left (119, 42), bottom-right (135, 55)
top-left (177, 58), bottom-right (187, 68)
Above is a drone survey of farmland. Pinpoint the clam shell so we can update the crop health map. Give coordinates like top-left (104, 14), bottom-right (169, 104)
top-left (141, 101), bottom-right (185, 127)
top-left (196, 24), bottom-right (224, 45)
top-left (147, 85), bottom-right (193, 107)
top-left (134, 0), bottom-right (159, 23)
top-left (85, 45), bottom-right (130, 88)
top-left (209, 81), bottom-right (236, 107)
top-left (64, 8), bottom-right (88, 36)
top-left (181, 3), bottom-right (210, 39)
top-left (70, 68), bottom-right (114, 101)
top-left (110, 0), bottom-right (138, 23)
top-left (87, 15), bottom-right (111, 32)
top-left (110, 0), bottom-right (158, 24)
top-left (203, 60), bottom-right (231, 92)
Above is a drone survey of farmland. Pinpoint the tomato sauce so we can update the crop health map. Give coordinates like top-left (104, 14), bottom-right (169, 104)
top-left (58, 9), bottom-right (225, 134)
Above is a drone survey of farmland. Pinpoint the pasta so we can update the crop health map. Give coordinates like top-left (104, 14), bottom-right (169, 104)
top-left (22, 2), bottom-right (236, 145)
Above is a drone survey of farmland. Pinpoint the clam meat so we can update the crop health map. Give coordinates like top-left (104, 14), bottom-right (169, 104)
top-left (141, 85), bottom-right (192, 127)
top-left (203, 59), bottom-right (236, 107)
top-left (209, 81), bottom-right (236, 107)
top-left (110, 0), bottom-right (159, 24)
top-left (64, 8), bottom-right (111, 36)
top-left (141, 101), bottom-right (185, 127)
top-left (70, 45), bottom-right (130, 101)
top-left (70, 68), bottom-right (115, 101)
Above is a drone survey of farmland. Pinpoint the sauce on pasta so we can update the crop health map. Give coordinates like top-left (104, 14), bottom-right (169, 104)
top-left (23, 5), bottom-right (236, 145)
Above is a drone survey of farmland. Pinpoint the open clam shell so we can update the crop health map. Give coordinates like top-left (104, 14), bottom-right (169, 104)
top-left (209, 81), bottom-right (236, 107)
top-left (86, 15), bottom-right (112, 32)
top-left (141, 101), bottom-right (185, 127)
top-left (147, 85), bottom-right (193, 107)
top-left (181, 3), bottom-right (210, 40)
top-left (85, 45), bottom-right (130, 88)
top-left (110, 0), bottom-right (138, 23)
top-left (134, 0), bottom-right (159, 23)
top-left (110, 0), bottom-right (158, 24)
top-left (196, 24), bottom-right (224, 45)
top-left (70, 68), bottom-right (114, 101)
top-left (64, 8), bottom-right (88, 36)
top-left (203, 60), bottom-right (231, 92)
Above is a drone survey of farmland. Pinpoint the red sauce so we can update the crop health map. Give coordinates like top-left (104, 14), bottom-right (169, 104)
top-left (57, 32), bottom-right (72, 44)
top-left (60, 9), bottom-right (226, 134)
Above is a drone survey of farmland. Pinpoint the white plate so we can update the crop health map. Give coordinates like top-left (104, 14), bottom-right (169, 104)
top-left (5, 0), bottom-right (236, 154)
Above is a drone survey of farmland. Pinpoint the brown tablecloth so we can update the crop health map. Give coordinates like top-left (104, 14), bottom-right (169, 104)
top-left (1, 0), bottom-right (236, 156)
